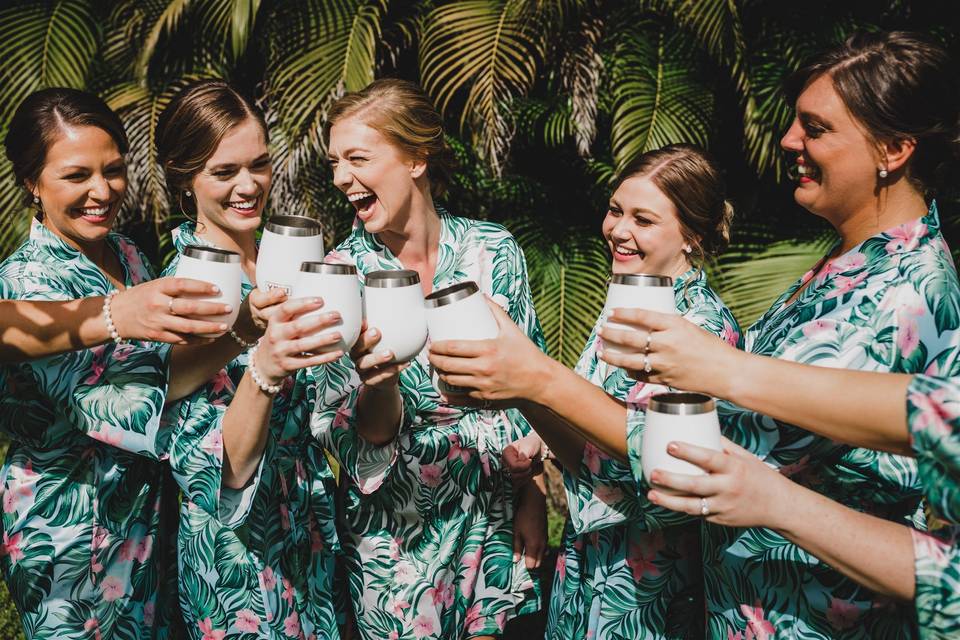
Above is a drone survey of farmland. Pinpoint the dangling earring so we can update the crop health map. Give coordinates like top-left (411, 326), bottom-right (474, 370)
top-left (878, 167), bottom-right (889, 179)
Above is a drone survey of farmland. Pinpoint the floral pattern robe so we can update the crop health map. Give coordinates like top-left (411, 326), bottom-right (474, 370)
top-left (548, 268), bottom-right (740, 639)
top-left (311, 212), bottom-right (544, 639)
top-left (906, 374), bottom-right (960, 639)
top-left (161, 222), bottom-right (341, 640)
top-left (0, 221), bottom-right (181, 639)
top-left (663, 204), bottom-right (960, 638)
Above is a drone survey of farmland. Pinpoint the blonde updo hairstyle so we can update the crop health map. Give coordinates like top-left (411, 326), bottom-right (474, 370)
top-left (323, 78), bottom-right (456, 198)
top-left (612, 143), bottom-right (733, 267)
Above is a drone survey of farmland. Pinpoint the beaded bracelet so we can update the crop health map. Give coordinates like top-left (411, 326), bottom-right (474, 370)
top-left (248, 344), bottom-right (282, 395)
top-left (102, 290), bottom-right (125, 344)
top-left (540, 441), bottom-right (554, 462)
top-left (228, 328), bottom-right (257, 350)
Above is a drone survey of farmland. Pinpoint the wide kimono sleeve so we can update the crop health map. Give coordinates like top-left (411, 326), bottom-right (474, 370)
top-left (0, 256), bottom-right (174, 458)
top-left (907, 375), bottom-right (960, 524)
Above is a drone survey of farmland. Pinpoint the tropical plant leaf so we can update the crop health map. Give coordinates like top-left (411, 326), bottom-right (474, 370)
top-left (420, 0), bottom-right (546, 176)
top-left (607, 22), bottom-right (713, 170)
top-left (558, 13), bottom-right (603, 156)
top-left (511, 216), bottom-right (609, 366)
top-left (710, 232), bottom-right (836, 327)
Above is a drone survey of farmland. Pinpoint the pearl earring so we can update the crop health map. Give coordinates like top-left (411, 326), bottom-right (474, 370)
top-left (878, 168), bottom-right (889, 178)
top-left (184, 190), bottom-right (192, 197)
top-left (683, 246), bottom-right (692, 254)
top-left (32, 195), bottom-right (39, 204)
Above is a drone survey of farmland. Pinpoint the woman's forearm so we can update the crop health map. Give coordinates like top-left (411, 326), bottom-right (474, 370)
top-left (722, 352), bottom-right (911, 455)
top-left (0, 298), bottom-right (110, 362)
top-left (221, 371), bottom-right (274, 489)
top-left (771, 479), bottom-right (915, 600)
top-left (167, 338), bottom-right (244, 403)
top-left (356, 383), bottom-right (402, 446)
top-left (529, 357), bottom-right (629, 462)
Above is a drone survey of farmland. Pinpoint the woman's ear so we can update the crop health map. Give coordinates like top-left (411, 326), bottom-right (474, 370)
top-left (878, 137), bottom-right (917, 175)
top-left (409, 157), bottom-right (428, 180)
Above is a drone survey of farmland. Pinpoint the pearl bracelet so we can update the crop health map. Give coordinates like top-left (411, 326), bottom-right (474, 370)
top-left (540, 442), bottom-right (553, 462)
top-left (228, 328), bottom-right (257, 350)
top-left (248, 345), bottom-right (282, 395)
top-left (102, 290), bottom-right (125, 344)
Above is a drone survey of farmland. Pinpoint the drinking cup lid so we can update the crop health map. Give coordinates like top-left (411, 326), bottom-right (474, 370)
top-left (610, 273), bottom-right (673, 287)
top-left (300, 262), bottom-right (357, 275)
top-left (648, 392), bottom-right (715, 415)
top-left (183, 245), bottom-right (241, 263)
top-left (424, 281), bottom-right (480, 308)
top-left (365, 269), bottom-right (420, 288)
top-left (265, 215), bottom-right (322, 237)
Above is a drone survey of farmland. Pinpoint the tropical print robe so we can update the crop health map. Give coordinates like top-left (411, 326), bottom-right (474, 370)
top-left (673, 203), bottom-right (960, 638)
top-left (547, 268), bottom-right (740, 640)
top-left (0, 220), bottom-right (181, 639)
top-left (161, 222), bottom-right (341, 640)
top-left (311, 211), bottom-right (544, 639)
top-left (906, 374), bottom-right (960, 639)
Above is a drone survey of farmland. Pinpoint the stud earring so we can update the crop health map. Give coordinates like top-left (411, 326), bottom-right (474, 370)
top-left (878, 168), bottom-right (889, 179)
top-left (32, 195), bottom-right (39, 204)
top-left (184, 190), bottom-right (192, 197)
top-left (683, 246), bottom-right (692, 254)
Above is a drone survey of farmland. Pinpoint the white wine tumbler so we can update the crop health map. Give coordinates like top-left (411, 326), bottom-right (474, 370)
top-left (291, 262), bottom-right (362, 353)
top-left (173, 245), bottom-right (243, 332)
top-left (363, 269), bottom-right (428, 364)
top-left (256, 215), bottom-right (324, 295)
top-left (424, 281), bottom-right (498, 394)
top-left (642, 392), bottom-right (722, 494)
top-left (602, 273), bottom-right (676, 355)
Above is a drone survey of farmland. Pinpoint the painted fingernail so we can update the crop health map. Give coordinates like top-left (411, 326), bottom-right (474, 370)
top-left (219, 323), bottom-right (228, 330)
top-left (667, 443), bottom-right (678, 454)
top-left (223, 304), bottom-right (233, 312)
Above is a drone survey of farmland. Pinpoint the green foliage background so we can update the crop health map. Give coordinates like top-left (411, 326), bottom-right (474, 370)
top-left (0, 1), bottom-right (958, 635)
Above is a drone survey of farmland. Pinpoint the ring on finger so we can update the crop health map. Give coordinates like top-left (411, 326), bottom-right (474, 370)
top-left (643, 354), bottom-right (653, 374)
top-left (644, 331), bottom-right (652, 354)
top-left (168, 297), bottom-right (177, 316)
top-left (700, 497), bottom-right (710, 517)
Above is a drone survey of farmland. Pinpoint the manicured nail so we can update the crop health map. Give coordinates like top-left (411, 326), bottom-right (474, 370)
top-left (219, 323), bottom-right (228, 330)
top-left (211, 285), bottom-right (221, 293)
top-left (667, 443), bottom-right (678, 454)
top-left (223, 304), bottom-right (233, 312)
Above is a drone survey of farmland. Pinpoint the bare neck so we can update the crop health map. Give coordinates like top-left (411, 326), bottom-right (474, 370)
top-left (379, 186), bottom-right (442, 291)
top-left (832, 180), bottom-right (928, 255)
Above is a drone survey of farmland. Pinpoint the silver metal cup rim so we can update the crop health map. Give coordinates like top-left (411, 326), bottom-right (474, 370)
top-left (365, 269), bottom-right (421, 288)
top-left (300, 262), bottom-right (357, 275)
top-left (182, 245), bottom-right (241, 263)
top-left (610, 273), bottom-right (673, 287)
top-left (264, 215), bottom-right (322, 237)
top-left (425, 281), bottom-right (480, 308)
top-left (648, 392), bottom-right (715, 415)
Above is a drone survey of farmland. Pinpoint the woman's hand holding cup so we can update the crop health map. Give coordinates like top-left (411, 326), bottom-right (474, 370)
top-left (349, 323), bottom-right (410, 388)
top-left (252, 297), bottom-right (345, 386)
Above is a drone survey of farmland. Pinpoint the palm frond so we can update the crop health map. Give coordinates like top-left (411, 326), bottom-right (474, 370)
top-left (420, 0), bottom-right (545, 176)
top-left (710, 232), bottom-right (836, 327)
top-left (558, 14), bottom-right (603, 156)
top-left (511, 216), bottom-right (609, 366)
top-left (133, 0), bottom-right (192, 82)
top-left (608, 23), bottom-right (713, 170)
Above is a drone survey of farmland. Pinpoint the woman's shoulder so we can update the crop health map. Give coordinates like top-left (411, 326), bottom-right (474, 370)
top-left (679, 271), bottom-right (742, 343)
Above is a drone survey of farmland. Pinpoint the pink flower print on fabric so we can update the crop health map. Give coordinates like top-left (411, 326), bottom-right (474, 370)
top-left (3, 461), bottom-right (37, 514)
top-left (201, 429), bottom-right (223, 456)
top-left (822, 252), bottom-right (867, 278)
top-left (0, 531), bottom-right (24, 562)
top-left (85, 346), bottom-right (109, 385)
top-left (412, 613), bottom-right (436, 638)
top-left (721, 319), bottom-right (740, 346)
top-left (626, 532), bottom-right (665, 580)
top-left (460, 546), bottom-right (483, 597)
top-left (427, 581), bottom-right (455, 608)
top-left (464, 604), bottom-right (487, 634)
top-left (885, 219), bottom-right (928, 254)
top-left (233, 609), bottom-right (260, 633)
top-left (825, 272), bottom-right (869, 300)
top-left (912, 528), bottom-right (952, 566)
top-left (143, 601), bottom-right (155, 626)
top-left (84, 618), bottom-right (102, 640)
top-left (198, 617), bottom-right (227, 640)
top-left (826, 597), bottom-right (862, 630)
top-left (283, 610), bottom-right (301, 638)
top-left (447, 434), bottom-right (472, 464)
top-left (555, 551), bottom-right (567, 581)
top-left (100, 575), bottom-right (125, 602)
top-left (282, 578), bottom-right (295, 606)
top-left (910, 386), bottom-right (960, 439)
top-left (420, 464), bottom-right (442, 487)
top-left (260, 566), bottom-right (277, 591)
top-left (594, 484), bottom-right (624, 505)
top-left (740, 601), bottom-right (775, 640)
top-left (390, 597), bottom-right (410, 618)
top-left (801, 319), bottom-right (838, 339)
top-left (583, 441), bottom-right (607, 475)
top-left (333, 405), bottom-right (353, 430)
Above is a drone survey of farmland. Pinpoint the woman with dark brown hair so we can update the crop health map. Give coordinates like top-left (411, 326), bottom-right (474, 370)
top-left (156, 79), bottom-right (346, 639)
top-left (428, 143), bottom-right (738, 639)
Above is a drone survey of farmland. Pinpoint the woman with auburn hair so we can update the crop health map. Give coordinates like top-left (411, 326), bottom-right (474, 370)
top-left (311, 78), bottom-right (546, 639)
top-left (594, 30), bottom-right (960, 637)
top-left (0, 87), bottom-right (269, 639)
top-left (428, 143), bottom-right (739, 639)
top-left (156, 79), bottom-right (345, 640)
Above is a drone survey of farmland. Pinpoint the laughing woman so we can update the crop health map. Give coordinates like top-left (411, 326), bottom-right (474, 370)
top-left (597, 30), bottom-right (960, 638)
top-left (310, 79), bottom-right (546, 640)
top-left (0, 88), bottom-right (265, 639)
top-left (428, 144), bottom-right (740, 639)
top-left (156, 80), bottom-right (345, 639)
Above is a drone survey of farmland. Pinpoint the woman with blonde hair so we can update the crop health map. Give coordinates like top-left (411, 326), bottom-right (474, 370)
top-left (311, 78), bottom-right (546, 639)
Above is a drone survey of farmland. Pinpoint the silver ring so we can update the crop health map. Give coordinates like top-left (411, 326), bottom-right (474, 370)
top-left (643, 354), bottom-right (652, 374)
top-left (168, 297), bottom-right (177, 315)
top-left (700, 497), bottom-right (710, 517)
top-left (644, 331), bottom-right (652, 354)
